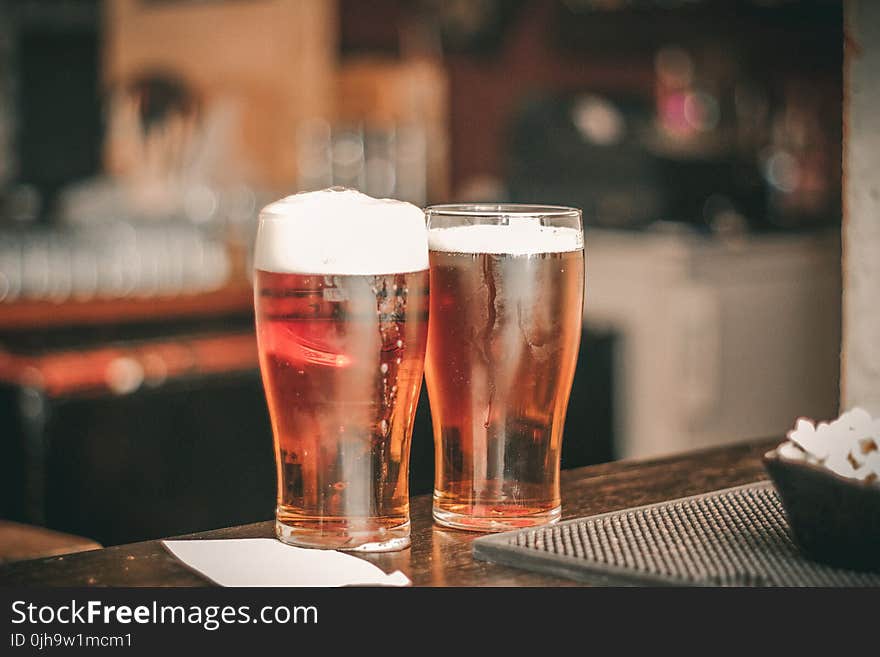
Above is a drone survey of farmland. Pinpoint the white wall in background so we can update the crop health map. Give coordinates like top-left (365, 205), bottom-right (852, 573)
top-left (843, 1), bottom-right (880, 415)
top-left (584, 230), bottom-right (840, 459)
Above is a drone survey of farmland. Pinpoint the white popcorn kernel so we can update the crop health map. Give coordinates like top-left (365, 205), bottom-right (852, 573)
top-left (863, 451), bottom-right (880, 477)
top-left (796, 418), bottom-right (815, 433)
top-left (789, 418), bottom-right (829, 459)
top-left (824, 450), bottom-right (855, 478)
top-left (779, 408), bottom-right (880, 484)
top-left (778, 441), bottom-right (806, 461)
top-left (841, 407), bottom-right (872, 432)
top-left (854, 464), bottom-right (875, 481)
top-left (857, 438), bottom-right (878, 456)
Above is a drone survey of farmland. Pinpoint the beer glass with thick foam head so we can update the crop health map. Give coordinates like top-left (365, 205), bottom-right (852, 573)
top-left (425, 204), bottom-right (584, 531)
top-left (254, 188), bottom-right (429, 551)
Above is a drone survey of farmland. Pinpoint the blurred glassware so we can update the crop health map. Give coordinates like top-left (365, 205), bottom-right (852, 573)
top-left (330, 125), bottom-right (366, 191)
top-left (760, 82), bottom-right (837, 228)
top-left (295, 120), bottom-right (428, 207)
top-left (1, 184), bottom-right (43, 224)
top-left (58, 71), bottom-right (249, 232)
top-left (505, 92), bottom-right (662, 229)
top-left (296, 119), bottom-right (334, 193)
top-left (651, 43), bottom-right (732, 159)
top-left (0, 222), bottom-right (231, 304)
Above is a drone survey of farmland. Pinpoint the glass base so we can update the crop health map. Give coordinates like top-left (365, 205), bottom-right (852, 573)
top-left (432, 505), bottom-right (561, 532)
top-left (275, 519), bottom-right (410, 552)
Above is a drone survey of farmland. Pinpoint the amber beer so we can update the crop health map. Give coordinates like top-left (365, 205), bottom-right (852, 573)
top-left (254, 189), bottom-right (428, 551)
top-left (425, 207), bottom-right (584, 531)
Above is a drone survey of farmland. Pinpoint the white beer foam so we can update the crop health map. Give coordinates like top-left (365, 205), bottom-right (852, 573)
top-left (255, 188), bottom-right (428, 275)
top-left (428, 223), bottom-right (583, 255)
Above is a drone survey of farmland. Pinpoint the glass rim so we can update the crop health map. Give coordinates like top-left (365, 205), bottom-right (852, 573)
top-left (424, 203), bottom-right (581, 219)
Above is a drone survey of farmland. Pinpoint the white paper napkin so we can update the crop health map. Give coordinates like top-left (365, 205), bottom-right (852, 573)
top-left (162, 539), bottom-right (411, 587)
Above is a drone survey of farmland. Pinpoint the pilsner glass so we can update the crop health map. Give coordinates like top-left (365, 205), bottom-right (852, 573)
top-left (425, 204), bottom-right (584, 531)
top-left (254, 188), bottom-right (429, 551)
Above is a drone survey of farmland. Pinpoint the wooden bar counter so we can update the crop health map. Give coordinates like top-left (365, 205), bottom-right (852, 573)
top-left (0, 439), bottom-right (776, 587)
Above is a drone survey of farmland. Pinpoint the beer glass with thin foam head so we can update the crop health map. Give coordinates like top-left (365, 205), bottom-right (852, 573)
top-left (254, 188), bottom-right (429, 551)
top-left (425, 204), bottom-right (584, 531)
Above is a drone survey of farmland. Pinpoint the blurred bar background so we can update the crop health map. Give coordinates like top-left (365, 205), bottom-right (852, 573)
top-left (0, 0), bottom-right (844, 554)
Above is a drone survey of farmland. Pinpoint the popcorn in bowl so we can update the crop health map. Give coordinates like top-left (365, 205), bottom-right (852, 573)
top-left (764, 407), bottom-right (880, 571)
top-left (776, 407), bottom-right (880, 484)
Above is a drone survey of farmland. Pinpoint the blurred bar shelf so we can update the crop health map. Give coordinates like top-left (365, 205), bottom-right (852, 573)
top-left (0, 326), bottom-right (269, 545)
top-left (0, 330), bottom-right (258, 397)
top-left (0, 283), bottom-right (254, 330)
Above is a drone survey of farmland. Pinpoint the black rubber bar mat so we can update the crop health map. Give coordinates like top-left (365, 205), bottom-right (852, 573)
top-left (472, 482), bottom-right (880, 586)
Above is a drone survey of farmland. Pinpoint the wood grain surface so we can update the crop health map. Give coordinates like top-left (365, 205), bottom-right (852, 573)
top-left (0, 438), bottom-right (776, 587)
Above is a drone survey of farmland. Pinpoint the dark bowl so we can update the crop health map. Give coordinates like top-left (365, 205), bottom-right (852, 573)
top-left (764, 449), bottom-right (880, 572)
